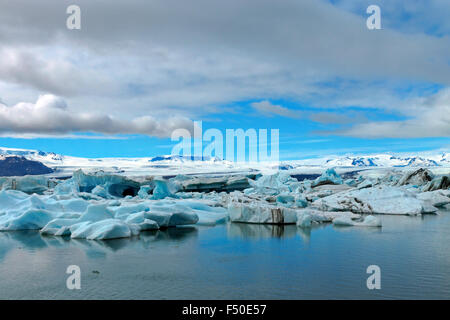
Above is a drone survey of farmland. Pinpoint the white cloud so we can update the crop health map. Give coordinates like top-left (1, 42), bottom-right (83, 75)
top-left (0, 47), bottom-right (116, 96)
top-left (333, 88), bottom-right (450, 138)
top-left (251, 100), bottom-right (302, 118)
top-left (0, 95), bottom-right (193, 138)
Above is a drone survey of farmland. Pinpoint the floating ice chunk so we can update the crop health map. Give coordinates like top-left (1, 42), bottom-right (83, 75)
top-left (0, 176), bottom-right (55, 194)
top-left (79, 204), bottom-right (115, 222)
top-left (276, 194), bottom-right (295, 206)
top-left (0, 208), bottom-right (54, 230)
top-left (312, 168), bottom-right (343, 187)
top-left (91, 185), bottom-right (109, 198)
top-left (111, 202), bottom-right (150, 219)
top-left (57, 198), bottom-right (89, 213)
top-left (313, 185), bottom-right (436, 215)
top-left (138, 219), bottom-right (159, 231)
top-left (176, 175), bottom-right (249, 193)
top-left (125, 211), bottom-right (146, 224)
top-left (417, 190), bottom-right (450, 208)
top-left (296, 208), bottom-right (360, 223)
top-left (54, 180), bottom-right (78, 195)
top-left (1, 184), bottom-right (223, 239)
top-left (151, 179), bottom-right (178, 200)
top-left (361, 215), bottom-right (382, 227)
top-left (304, 184), bottom-right (352, 202)
top-left (0, 189), bottom-right (29, 208)
top-left (58, 170), bottom-right (141, 198)
top-left (397, 168), bottom-right (433, 187)
top-left (0, 191), bottom-right (63, 230)
top-left (333, 215), bottom-right (381, 227)
top-left (228, 201), bottom-right (297, 224)
top-left (247, 172), bottom-right (299, 195)
top-left (145, 210), bottom-right (198, 227)
top-left (137, 185), bottom-right (152, 199)
top-left (296, 212), bottom-right (312, 228)
top-left (111, 200), bottom-right (201, 227)
top-left (171, 200), bottom-right (227, 226)
top-left (422, 175), bottom-right (450, 192)
top-left (40, 218), bottom-right (78, 236)
top-left (294, 195), bottom-right (308, 208)
top-left (332, 216), bottom-right (355, 226)
top-left (71, 219), bottom-right (138, 240)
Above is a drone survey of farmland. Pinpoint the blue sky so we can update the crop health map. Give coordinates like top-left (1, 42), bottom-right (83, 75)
top-left (0, 0), bottom-right (449, 159)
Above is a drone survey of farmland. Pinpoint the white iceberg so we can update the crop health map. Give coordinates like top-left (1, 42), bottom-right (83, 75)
top-left (313, 185), bottom-right (436, 215)
top-left (396, 168), bottom-right (433, 187)
top-left (228, 201), bottom-right (297, 224)
top-left (422, 175), bottom-right (450, 192)
top-left (70, 219), bottom-right (140, 240)
top-left (296, 212), bottom-right (312, 228)
top-left (311, 168), bottom-right (343, 187)
top-left (416, 190), bottom-right (450, 208)
top-left (296, 208), bottom-right (360, 227)
top-left (333, 215), bottom-right (382, 227)
top-left (246, 172), bottom-right (300, 196)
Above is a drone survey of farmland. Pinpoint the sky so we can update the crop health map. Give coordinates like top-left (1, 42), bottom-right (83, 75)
top-left (0, 0), bottom-right (449, 160)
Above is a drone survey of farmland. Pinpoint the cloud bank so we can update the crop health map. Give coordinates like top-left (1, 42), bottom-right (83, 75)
top-left (0, 0), bottom-right (448, 139)
top-left (332, 88), bottom-right (450, 138)
top-left (0, 95), bottom-right (193, 138)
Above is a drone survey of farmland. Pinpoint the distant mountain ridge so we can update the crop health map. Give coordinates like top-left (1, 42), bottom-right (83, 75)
top-left (316, 154), bottom-right (445, 167)
top-left (0, 147), bottom-right (449, 177)
top-left (0, 156), bottom-right (54, 176)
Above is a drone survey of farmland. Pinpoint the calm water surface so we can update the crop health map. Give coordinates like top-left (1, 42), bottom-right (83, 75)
top-left (1, 211), bottom-right (450, 299)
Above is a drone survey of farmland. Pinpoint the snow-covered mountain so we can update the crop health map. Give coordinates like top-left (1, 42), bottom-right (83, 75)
top-left (0, 147), bottom-right (449, 177)
top-left (0, 147), bottom-right (63, 163)
top-left (304, 154), bottom-right (445, 168)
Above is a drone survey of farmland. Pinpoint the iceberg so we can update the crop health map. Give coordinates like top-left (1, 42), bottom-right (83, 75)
top-left (150, 179), bottom-right (178, 200)
top-left (416, 190), bottom-right (450, 208)
top-left (296, 208), bottom-right (360, 226)
top-left (137, 185), bottom-right (152, 199)
top-left (228, 201), bottom-right (298, 224)
top-left (0, 175), bottom-right (55, 194)
top-left (0, 183), bottom-right (235, 239)
top-left (175, 175), bottom-right (250, 193)
top-left (313, 185), bottom-right (437, 215)
top-left (333, 215), bottom-right (382, 227)
top-left (296, 212), bottom-right (312, 228)
top-left (138, 219), bottom-right (159, 231)
top-left (311, 168), bottom-right (343, 187)
top-left (70, 219), bottom-right (140, 240)
top-left (57, 170), bottom-right (141, 198)
top-left (396, 168), bottom-right (433, 187)
top-left (422, 175), bottom-right (450, 192)
top-left (0, 208), bottom-right (55, 231)
top-left (247, 172), bottom-right (300, 196)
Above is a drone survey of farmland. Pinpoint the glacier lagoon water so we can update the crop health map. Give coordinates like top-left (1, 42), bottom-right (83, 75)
top-left (1, 211), bottom-right (450, 299)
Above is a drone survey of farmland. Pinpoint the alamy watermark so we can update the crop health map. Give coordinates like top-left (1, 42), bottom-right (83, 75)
top-left (66, 265), bottom-right (81, 290)
top-left (366, 5), bottom-right (381, 30)
top-left (171, 121), bottom-right (279, 163)
top-left (66, 4), bottom-right (380, 31)
top-left (66, 5), bottom-right (81, 30)
top-left (366, 265), bottom-right (381, 290)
